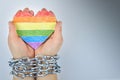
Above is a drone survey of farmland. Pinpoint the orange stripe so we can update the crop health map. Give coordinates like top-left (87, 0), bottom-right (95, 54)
top-left (13, 17), bottom-right (57, 22)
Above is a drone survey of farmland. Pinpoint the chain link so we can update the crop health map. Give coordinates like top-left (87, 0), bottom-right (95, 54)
top-left (8, 55), bottom-right (61, 79)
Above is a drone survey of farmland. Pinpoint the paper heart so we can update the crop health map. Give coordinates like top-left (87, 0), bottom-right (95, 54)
top-left (12, 8), bottom-right (57, 49)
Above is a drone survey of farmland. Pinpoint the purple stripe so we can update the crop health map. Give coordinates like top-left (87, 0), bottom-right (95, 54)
top-left (27, 42), bottom-right (42, 49)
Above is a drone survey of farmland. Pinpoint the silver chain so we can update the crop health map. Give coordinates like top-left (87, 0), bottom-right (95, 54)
top-left (8, 55), bottom-right (61, 79)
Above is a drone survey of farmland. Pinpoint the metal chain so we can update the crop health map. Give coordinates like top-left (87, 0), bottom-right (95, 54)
top-left (8, 55), bottom-right (61, 79)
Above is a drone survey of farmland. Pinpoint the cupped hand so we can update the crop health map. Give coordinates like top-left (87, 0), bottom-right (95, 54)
top-left (8, 21), bottom-right (35, 59)
top-left (35, 21), bottom-right (63, 56)
top-left (8, 21), bottom-right (63, 58)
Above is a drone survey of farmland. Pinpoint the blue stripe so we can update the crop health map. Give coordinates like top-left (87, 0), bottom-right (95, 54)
top-left (21, 36), bottom-right (48, 42)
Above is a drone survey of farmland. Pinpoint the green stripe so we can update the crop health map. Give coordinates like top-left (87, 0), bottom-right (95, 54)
top-left (17, 30), bottom-right (54, 36)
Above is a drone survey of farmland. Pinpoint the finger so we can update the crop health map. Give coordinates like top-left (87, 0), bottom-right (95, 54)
top-left (41, 8), bottom-right (47, 11)
top-left (8, 21), bottom-right (18, 38)
top-left (53, 21), bottom-right (63, 40)
top-left (49, 11), bottom-right (55, 17)
top-left (49, 33), bottom-right (54, 39)
top-left (14, 10), bottom-right (22, 17)
top-left (29, 10), bottom-right (34, 16)
top-left (23, 8), bottom-right (29, 12)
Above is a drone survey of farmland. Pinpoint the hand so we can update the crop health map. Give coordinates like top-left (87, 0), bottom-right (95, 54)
top-left (35, 21), bottom-right (63, 56)
top-left (8, 21), bottom-right (35, 59)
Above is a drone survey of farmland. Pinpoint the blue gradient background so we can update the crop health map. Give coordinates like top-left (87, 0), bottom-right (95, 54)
top-left (0, 0), bottom-right (120, 80)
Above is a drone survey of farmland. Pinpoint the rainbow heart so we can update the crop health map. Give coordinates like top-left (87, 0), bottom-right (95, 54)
top-left (12, 8), bottom-right (57, 49)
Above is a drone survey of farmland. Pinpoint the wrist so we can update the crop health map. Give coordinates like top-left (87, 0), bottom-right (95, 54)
top-left (12, 55), bottom-right (31, 59)
top-left (13, 76), bottom-right (34, 80)
top-left (12, 52), bottom-right (34, 59)
top-left (35, 50), bottom-right (57, 56)
top-left (37, 74), bottom-right (57, 80)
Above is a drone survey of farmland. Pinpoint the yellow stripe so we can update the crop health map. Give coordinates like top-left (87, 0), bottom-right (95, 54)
top-left (14, 22), bottom-right (56, 30)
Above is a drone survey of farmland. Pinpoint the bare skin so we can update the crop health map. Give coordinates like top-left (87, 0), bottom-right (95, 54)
top-left (8, 21), bottom-right (63, 80)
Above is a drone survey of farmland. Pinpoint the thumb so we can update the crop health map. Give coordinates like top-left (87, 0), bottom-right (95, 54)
top-left (8, 21), bottom-right (18, 38)
top-left (53, 21), bottom-right (63, 40)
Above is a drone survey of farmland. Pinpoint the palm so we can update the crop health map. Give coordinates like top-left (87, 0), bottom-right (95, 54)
top-left (16, 37), bottom-right (34, 57)
top-left (35, 22), bottom-right (63, 56)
